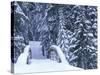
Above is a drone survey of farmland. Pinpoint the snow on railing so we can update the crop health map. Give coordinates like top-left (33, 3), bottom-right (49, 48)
top-left (49, 45), bottom-right (69, 64)
top-left (16, 45), bottom-right (31, 65)
top-left (17, 45), bottom-right (69, 65)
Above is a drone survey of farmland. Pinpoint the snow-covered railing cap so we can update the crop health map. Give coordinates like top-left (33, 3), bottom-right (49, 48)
top-left (49, 45), bottom-right (69, 64)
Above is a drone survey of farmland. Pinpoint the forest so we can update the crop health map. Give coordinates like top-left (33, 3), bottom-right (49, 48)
top-left (11, 1), bottom-right (97, 69)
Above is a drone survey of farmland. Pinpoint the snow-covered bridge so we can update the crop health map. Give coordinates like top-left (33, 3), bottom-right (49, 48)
top-left (15, 41), bottom-right (82, 74)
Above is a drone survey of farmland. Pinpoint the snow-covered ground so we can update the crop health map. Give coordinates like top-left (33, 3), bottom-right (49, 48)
top-left (15, 59), bottom-right (82, 74)
top-left (14, 41), bottom-right (83, 74)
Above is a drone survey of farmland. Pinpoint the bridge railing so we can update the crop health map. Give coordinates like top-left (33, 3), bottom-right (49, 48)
top-left (48, 45), bottom-right (69, 64)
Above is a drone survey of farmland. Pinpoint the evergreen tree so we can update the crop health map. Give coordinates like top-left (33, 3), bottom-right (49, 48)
top-left (57, 7), bottom-right (69, 59)
top-left (67, 6), bottom-right (97, 69)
